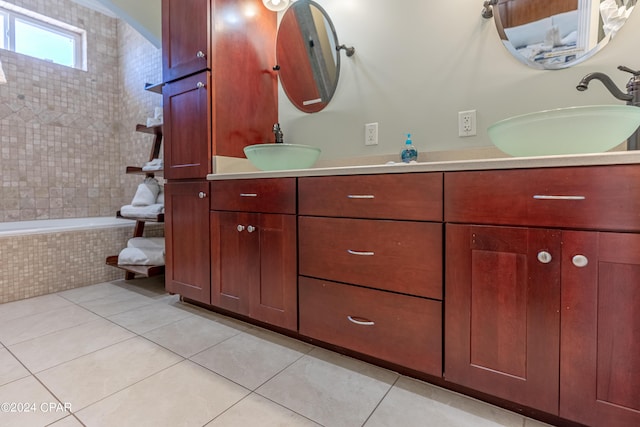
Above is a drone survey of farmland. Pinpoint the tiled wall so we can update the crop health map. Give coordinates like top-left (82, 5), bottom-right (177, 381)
top-left (0, 223), bottom-right (164, 303)
top-left (0, 0), bottom-right (163, 222)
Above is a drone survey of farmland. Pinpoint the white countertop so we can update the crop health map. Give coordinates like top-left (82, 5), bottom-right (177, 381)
top-left (206, 151), bottom-right (640, 181)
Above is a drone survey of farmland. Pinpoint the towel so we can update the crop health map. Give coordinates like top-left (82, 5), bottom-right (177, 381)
top-left (156, 187), bottom-right (164, 204)
top-left (131, 177), bottom-right (160, 206)
top-left (142, 158), bottom-right (163, 171)
top-left (127, 237), bottom-right (165, 251)
top-left (120, 203), bottom-right (164, 220)
top-left (117, 247), bottom-right (165, 266)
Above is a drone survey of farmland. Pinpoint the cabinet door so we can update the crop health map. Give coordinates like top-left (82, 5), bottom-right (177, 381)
top-left (445, 224), bottom-right (561, 415)
top-left (162, 0), bottom-right (210, 82)
top-left (165, 181), bottom-right (211, 303)
top-left (163, 72), bottom-right (212, 179)
top-left (250, 214), bottom-right (297, 331)
top-left (210, 211), bottom-right (257, 316)
top-left (560, 231), bottom-right (640, 427)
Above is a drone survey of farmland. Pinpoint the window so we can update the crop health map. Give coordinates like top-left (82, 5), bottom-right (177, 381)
top-left (0, 1), bottom-right (86, 70)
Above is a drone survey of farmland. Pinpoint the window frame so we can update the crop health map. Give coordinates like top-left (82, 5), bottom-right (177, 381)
top-left (0, 2), bottom-right (87, 71)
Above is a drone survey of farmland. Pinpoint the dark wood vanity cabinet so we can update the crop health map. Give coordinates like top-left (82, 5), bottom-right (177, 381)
top-left (162, 0), bottom-right (210, 82)
top-left (162, 0), bottom-right (278, 178)
top-left (210, 178), bottom-right (297, 331)
top-left (444, 166), bottom-right (640, 426)
top-left (298, 173), bottom-right (444, 376)
top-left (164, 180), bottom-right (211, 304)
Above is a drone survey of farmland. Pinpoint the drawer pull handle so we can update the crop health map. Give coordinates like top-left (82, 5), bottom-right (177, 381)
top-left (237, 225), bottom-right (245, 232)
top-left (247, 225), bottom-right (256, 233)
top-left (240, 193), bottom-right (258, 197)
top-left (347, 195), bottom-right (375, 199)
top-left (348, 316), bottom-right (375, 326)
top-left (196, 50), bottom-right (206, 58)
top-left (196, 81), bottom-right (205, 89)
top-left (198, 192), bottom-right (207, 199)
top-left (347, 249), bottom-right (375, 256)
top-left (533, 195), bottom-right (586, 201)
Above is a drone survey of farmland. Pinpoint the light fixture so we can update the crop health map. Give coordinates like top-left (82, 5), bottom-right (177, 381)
top-left (262, 0), bottom-right (290, 12)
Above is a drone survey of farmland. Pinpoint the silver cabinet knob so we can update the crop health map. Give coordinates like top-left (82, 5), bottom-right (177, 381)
top-left (572, 255), bottom-right (589, 268)
top-left (196, 81), bottom-right (205, 89)
top-left (196, 50), bottom-right (205, 58)
top-left (237, 225), bottom-right (245, 232)
top-left (247, 225), bottom-right (256, 233)
top-left (198, 192), bottom-right (206, 199)
top-left (537, 251), bottom-right (552, 264)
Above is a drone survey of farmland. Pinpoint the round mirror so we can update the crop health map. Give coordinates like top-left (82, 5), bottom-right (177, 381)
top-left (276, 0), bottom-right (339, 113)
top-left (492, 0), bottom-right (637, 69)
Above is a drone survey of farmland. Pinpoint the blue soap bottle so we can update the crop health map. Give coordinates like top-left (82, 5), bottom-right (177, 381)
top-left (400, 133), bottom-right (418, 163)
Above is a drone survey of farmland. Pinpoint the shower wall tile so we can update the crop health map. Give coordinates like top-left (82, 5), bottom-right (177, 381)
top-left (0, 0), bottom-right (163, 222)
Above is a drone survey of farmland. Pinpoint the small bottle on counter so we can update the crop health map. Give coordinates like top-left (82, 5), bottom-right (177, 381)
top-left (400, 133), bottom-right (418, 163)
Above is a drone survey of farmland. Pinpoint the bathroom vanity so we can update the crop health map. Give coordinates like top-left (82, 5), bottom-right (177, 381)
top-left (162, 153), bottom-right (640, 427)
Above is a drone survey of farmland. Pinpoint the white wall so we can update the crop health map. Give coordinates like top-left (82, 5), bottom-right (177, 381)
top-left (278, 0), bottom-right (640, 160)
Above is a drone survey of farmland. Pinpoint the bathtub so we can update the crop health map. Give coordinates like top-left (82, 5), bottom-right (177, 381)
top-left (0, 217), bottom-right (136, 237)
top-left (0, 217), bottom-right (164, 304)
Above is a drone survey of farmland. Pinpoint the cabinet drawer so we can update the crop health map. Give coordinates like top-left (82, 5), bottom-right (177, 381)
top-left (445, 165), bottom-right (640, 231)
top-left (210, 178), bottom-right (296, 214)
top-left (299, 277), bottom-right (442, 376)
top-left (299, 216), bottom-right (442, 299)
top-left (299, 173), bottom-right (443, 221)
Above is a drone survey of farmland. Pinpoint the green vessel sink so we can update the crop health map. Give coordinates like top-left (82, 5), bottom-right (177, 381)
top-left (488, 105), bottom-right (640, 157)
top-left (244, 143), bottom-right (321, 171)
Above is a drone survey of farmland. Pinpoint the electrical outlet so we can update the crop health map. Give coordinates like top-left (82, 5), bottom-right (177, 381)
top-left (458, 110), bottom-right (477, 137)
top-left (365, 122), bottom-right (378, 145)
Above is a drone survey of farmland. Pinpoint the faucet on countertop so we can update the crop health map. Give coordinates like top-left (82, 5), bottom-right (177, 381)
top-left (577, 65), bottom-right (640, 149)
top-left (272, 123), bottom-right (284, 144)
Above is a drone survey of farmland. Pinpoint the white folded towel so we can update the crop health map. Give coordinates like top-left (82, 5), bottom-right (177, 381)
top-left (146, 117), bottom-right (163, 127)
top-left (118, 247), bottom-right (165, 266)
top-left (127, 237), bottom-right (165, 251)
top-left (142, 158), bottom-right (163, 171)
top-left (120, 203), bottom-right (164, 220)
top-left (156, 187), bottom-right (164, 204)
top-left (131, 177), bottom-right (160, 206)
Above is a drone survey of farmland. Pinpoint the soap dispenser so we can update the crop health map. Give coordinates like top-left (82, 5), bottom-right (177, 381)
top-left (400, 133), bottom-right (418, 163)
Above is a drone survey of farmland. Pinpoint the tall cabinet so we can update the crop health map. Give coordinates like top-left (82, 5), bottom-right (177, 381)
top-left (162, 0), bottom-right (278, 303)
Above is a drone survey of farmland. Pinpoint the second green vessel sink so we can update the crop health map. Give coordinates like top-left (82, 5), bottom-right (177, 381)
top-left (488, 105), bottom-right (640, 157)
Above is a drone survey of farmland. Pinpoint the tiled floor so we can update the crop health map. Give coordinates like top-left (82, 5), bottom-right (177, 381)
top-left (0, 278), bottom-right (553, 427)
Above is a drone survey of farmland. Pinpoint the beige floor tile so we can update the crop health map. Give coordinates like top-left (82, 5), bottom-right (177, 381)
top-left (76, 360), bottom-right (249, 427)
top-left (36, 336), bottom-right (183, 411)
top-left (9, 318), bottom-right (135, 372)
top-left (257, 348), bottom-right (397, 427)
top-left (0, 304), bottom-right (99, 346)
top-left (0, 294), bottom-right (73, 323)
top-left (48, 415), bottom-right (85, 426)
top-left (0, 348), bottom-right (30, 386)
top-left (206, 393), bottom-right (321, 427)
top-left (364, 376), bottom-right (524, 427)
top-left (78, 292), bottom-right (155, 317)
top-left (191, 328), bottom-right (312, 390)
top-left (0, 376), bottom-right (68, 427)
top-left (106, 301), bottom-right (193, 334)
top-left (143, 315), bottom-right (242, 357)
top-left (58, 282), bottom-right (136, 304)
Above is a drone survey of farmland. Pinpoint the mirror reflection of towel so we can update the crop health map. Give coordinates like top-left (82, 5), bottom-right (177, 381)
top-left (601, 0), bottom-right (633, 38)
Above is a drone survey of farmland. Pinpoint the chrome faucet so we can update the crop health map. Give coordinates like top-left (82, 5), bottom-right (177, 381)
top-left (272, 123), bottom-right (284, 144)
top-left (577, 65), bottom-right (640, 149)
